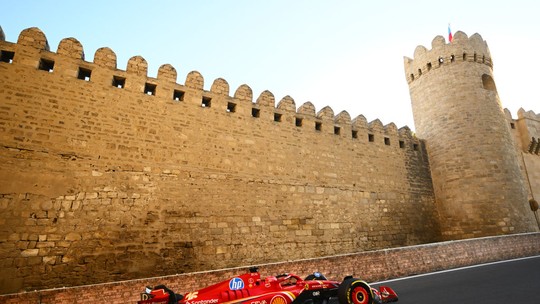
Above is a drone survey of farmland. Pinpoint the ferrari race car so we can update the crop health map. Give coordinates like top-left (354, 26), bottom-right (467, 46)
top-left (138, 267), bottom-right (398, 304)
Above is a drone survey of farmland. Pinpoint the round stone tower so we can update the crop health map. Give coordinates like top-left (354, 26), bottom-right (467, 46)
top-left (404, 31), bottom-right (536, 240)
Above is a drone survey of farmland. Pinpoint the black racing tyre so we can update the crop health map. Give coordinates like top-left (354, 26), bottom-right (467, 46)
top-left (337, 278), bottom-right (374, 304)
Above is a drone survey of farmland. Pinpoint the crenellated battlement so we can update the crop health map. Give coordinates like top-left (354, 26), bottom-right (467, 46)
top-left (1, 26), bottom-right (414, 142)
top-left (504, 108), bottom-right (540, 121)
top-left (517, 108), bottom-right (540, 121)
top-left (404, 31), bottom-right (492, 84)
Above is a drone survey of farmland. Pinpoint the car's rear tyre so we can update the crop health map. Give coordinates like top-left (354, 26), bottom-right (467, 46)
top-left (337, 278), bottom-right (373, 304)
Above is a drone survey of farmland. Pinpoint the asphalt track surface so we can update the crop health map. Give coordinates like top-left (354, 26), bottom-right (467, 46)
top-left (370, 255), bottom-right (540, 304)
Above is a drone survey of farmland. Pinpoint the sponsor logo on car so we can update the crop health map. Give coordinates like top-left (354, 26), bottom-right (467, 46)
top-left (185, 292), bottom-right (199, 300)
top-left (270, 295), bottom-right (287, 304)
top-left (186, 299), bottom-right (219, 304)
top-left (229, 277), bottom-right (245, 290)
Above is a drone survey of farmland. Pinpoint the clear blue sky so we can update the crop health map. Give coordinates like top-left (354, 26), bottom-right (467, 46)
top-left (1, 0), bottom-right (539, 129)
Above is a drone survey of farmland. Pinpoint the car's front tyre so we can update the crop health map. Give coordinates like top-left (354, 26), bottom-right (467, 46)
top-left (337, 278), bottom-right (374, 304)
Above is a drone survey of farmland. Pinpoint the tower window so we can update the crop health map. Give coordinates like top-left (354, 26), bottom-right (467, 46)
top-left (399, 140), bottom-right (405, 148)
top-left (173, 89), bottom-right (185, 101)
top-left (39, 58), bottom-right (54, 72)
top-left (384, 137), bottom-right (390, 145)
top-left (482, 74), bottom-right (497, 91)
top-left (252, 108), bottom-right (260, 118)
top-left (418, 68), bottom-right (422, 76)
top-left (315, 121), bottom-right (322, 131)
top-left (0, 50), bottom-right (15, 63)
top-left (438, 57), bottom-right (444, 65)
top-left (463, 53), bottom-right (467, 61)
top-left (510, 122), bottom-right (515, 129)
top-left (334, 126), bottom-right (341, 135)
top-left (144, 83), bottom-right (156, 95)
top-left (368, 134), bottom-right (374, 142)
top-left (295, 117), bottom-right (303, 127)
top-left (427, 62), bottom-right (432, 71)
top-left (77, 67), bottom-right (92, 81)
top-left (410, 74), bottom-right (415, 81)
top-left (113, 76), bottom-right (126, 89)
top-left (227, 102), bottom-right (236, 113)
top-left (450, 55), bottom-right (455, 62)
top-left (413, 143), bottom-right (419, 151)
top-left (474, 53), bottom-right (477, 62)
top-left (202, 96), bottom-right (212, 107)
top-left (112, 76), bottom-right (125, 88)
top-left (274, 113), bottom-right (282, 122)
top-left (352, 130), bottom-right (358, 139)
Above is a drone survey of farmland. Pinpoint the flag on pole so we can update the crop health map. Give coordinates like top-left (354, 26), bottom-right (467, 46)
top-left (448, 24), bottom-right (453, 42)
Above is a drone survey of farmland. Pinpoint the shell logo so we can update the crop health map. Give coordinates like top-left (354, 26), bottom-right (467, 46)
top-left (270, 295), bottom-right (287, 304)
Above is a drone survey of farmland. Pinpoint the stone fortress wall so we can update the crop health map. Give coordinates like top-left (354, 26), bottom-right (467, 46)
top-left (0, 26), bottom-right (538, 294)
top-left (0, 26), bottom-right (438, 294)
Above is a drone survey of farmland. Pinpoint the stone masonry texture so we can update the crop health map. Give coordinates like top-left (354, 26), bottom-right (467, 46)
top-left (0, 26), bottom-right (538, 294)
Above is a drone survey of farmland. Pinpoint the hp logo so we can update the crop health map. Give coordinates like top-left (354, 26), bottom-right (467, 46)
top-left (229, 277), bottom-right (244, 290)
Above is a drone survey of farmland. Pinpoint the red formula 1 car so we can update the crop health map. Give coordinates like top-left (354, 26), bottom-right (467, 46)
top-left (138, 267), bottom-right (398, 304)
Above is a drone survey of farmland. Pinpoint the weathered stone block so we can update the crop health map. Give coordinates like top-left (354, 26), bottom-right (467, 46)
top-left (20, 249), bottom-right (39, 257)
top-left (65, 233), bottom-right (82, 241)
top-left (42, 256), bottom-right (57, 265)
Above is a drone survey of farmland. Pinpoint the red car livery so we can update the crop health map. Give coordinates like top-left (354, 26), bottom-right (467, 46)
top-left (138, 267), bottom-right (398, 304)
